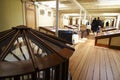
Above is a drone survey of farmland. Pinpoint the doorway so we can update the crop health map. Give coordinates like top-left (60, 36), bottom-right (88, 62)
top-left (25, 2), bottom-right (36, 29)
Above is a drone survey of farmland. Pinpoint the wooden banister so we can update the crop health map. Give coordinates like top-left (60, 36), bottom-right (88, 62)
top-left (39, 27), bottom-right (55, 36)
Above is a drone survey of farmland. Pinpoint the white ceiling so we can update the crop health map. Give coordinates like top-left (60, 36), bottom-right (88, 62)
top-left (77, 0), bottom-right (120, 15)
top-left (35, 0), bottom-right (120, 17)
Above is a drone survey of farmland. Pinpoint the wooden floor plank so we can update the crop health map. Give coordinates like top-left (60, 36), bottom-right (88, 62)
top-left (78, 47), bottom-right (94, 80)
top-left (72, 45), bottom-right (91, 80)
top-left (99, 48), bottom-right (107, 80)
top-left (112, 50), bottom-right (120, 75)
top-left (69, 39), bottom-right (120, 80)
top-left (69, 43), bottom-right (86, 70)
top-left (93, 47), bottom-right (100, 80)
top-left (114, 50), bottom-right (120, 64)
top-left (102, 48), bottom-right (114, 80)
top-left (69, 43), bottom-right (87, 75)
top-left (85, 47), bottom-right (96, 80)
top-left (110, 49), bottom-right (120, 79)
top-left (108, 49), bottom-right (120, 80)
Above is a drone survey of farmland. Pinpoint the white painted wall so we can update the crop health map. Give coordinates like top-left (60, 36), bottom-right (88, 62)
top-left (63, 15), bottom-right (69, 25)
top-left (36, 4), bottom-right (54, 28)
top-left (72, 17), bottom-right (76, 25)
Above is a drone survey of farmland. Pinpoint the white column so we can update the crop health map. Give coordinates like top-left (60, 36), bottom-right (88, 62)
top-left (89, 15), bottom-right (92, 24)
top-left (34, 2), bottom-right (39, 30)
top-left (113, 18), bottom-right (116, 27)
top-left (79, 9), bottom-right (82, 31)
top-left (21, 1), bottom-right (26, 25)
top-left (83, 11), bottom-right (86, 25)
top-left (116, 15), bottom-right (120, 29)
top-left (55, 0), bottom-right (59, 37)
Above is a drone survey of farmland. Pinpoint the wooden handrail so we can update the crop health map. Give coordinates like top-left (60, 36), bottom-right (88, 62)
top-left (64, 25), bottom-right (77, 30)
top-left (0, 30), bottom-right (20, 60)
top-left (31, 29), bottom-right (74, 50)
top-left (39, 27), bottom-right (55, 36)
top-left (0, 29), bottom-right (16, 42)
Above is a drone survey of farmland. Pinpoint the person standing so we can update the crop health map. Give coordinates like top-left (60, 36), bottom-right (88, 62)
top-left (91, 18), bottom-right (98, 36)
top-left (96, 17), bottom-right (102, 33)
top-left (86, 22), bottom-right (91, 35)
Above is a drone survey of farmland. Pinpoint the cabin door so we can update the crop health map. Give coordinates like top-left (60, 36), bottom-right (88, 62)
top-left (69, 17), bottom-right (72, 25)
top-left (76, 18), bottom-right (78, 25)
top-left (25, 2), bottom-right (36, 29)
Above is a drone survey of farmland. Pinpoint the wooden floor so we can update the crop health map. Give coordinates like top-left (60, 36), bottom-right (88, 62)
top-left (69, 37), bottom-right (120, 80)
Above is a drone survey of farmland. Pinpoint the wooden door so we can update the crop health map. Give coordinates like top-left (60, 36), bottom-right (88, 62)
top-left (76, 18), bottom-right (78, 25)
top-left (69, 17), bottom-right (72, 25)
top-left (25, 2), bottom-right (36, 29)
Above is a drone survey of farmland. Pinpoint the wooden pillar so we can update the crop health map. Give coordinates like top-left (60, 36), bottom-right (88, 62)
top-left (32, 72), bottom-right (37, 80)
top-left (45, 69), bottom-right (50, 80)
top-left (61, 60), bottom-right (69, 80)
top-left (95, 38), bottom-right (97, 46)
top-left (108, 37), bottom-right (112, 47)
top-left (69, 17), bottom-right (72, 25)
top-left (54, 65), bottom-right (60, 80)
top-left (14, 76), bottom-right (20, 80)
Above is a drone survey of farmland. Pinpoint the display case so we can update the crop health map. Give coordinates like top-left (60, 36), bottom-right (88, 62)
top-left (95, 30), bottom-right (120, 50)
top-left (58, 30), bottom-right (78, 44)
